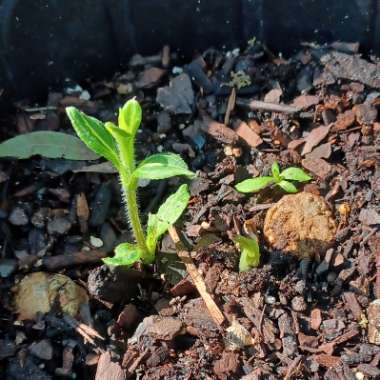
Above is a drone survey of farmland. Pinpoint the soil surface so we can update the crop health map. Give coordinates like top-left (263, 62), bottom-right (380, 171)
top-left (0, 40), bottom-right (379, 380)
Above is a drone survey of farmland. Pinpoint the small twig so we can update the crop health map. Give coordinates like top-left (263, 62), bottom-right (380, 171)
top-left (168, 226), bottom-right (225, 326)
top-left (258, 304), bottom-right (266, 336)
top-left (23, 106), bottom-right (58, 112)
top-left (237, 99), bottom-right (300, 114)
top-left (248, 203), bottom-right (275, 213)
top-left (126, 348), bottom-right (150, 378)
top-left (224, 87), bottom-right (236, 126)
top-left (63, 315), bottom-right (105, 351)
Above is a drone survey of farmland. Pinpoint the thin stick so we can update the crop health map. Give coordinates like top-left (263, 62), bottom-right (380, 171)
top-left (237, 99), bottom-right (300, 114)
top-left (168, 226), bottom-right (225, 326)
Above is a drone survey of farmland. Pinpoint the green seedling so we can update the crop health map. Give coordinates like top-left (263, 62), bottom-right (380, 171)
top-left (228, 71), bottom-right (252, 89)
top-left (233, 235), bottom-right (260, 272)
top-left (235, 161), bottom-right (311, 194)
top-left (66, 99), bottom-right (195, 266)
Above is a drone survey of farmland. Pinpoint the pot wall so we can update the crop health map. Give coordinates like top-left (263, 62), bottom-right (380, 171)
top-left (0, 0), bottom-right (378, 101)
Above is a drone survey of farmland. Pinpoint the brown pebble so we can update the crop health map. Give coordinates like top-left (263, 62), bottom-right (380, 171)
top-left (263, 192), bottom-right (337, 258)
top-left (291, 296), bottom-right (307, 312)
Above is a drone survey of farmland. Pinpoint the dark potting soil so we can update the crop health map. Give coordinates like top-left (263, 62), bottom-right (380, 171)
top-left (0, 41), bottom-right (379, 379)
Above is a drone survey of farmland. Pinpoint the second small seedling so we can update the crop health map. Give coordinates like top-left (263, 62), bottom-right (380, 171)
top-left (236, 161), bottom-right (311, 194)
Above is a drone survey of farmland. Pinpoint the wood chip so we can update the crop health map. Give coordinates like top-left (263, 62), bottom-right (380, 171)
top-left (305, 142), bottom-right (332, 160)
top-left (200, 115), bottom-right (239, 144)
top-left (368, 299), bottom-right (380, 345)
top-left (76, 193), bottom-right (89, 234)
top-left (264, 88), bottom-right (283, 104)
top-left (213, 351), bottom-right (240, 380)
top-left (135, 67), bottom-right (166, 89)
top-left (332, 110), bottom-right (356, 132)
top-left (301, 125), bottom-right (331, 155)
top-left (292, 95), bottom-right (319, 109)
top-left (343, 292), bottom-right (362, 321)
top-left (302, 158), bottom-right (332, 179)
top-left (235, 120), bottom-right (263, 148)
top-left (95, 352), bottom-right (126, 380)
top-left (310, 308), bottom-right (322, 330)
top-left (314, 354), bottom-right (341, 368)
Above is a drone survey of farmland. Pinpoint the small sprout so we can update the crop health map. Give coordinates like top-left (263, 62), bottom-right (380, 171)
top-left (228, 71), bottom-right (252, 89)
top-left (66, 99), bottom-right (195, 267)
top-left (247, 36), bottom-right (257, 47)
top-left (235, 161), bottom-right (311, 194)
top-left (233, 235), bottom-right (260, 272)
top-left (358, 313), bottom-right (369, 329)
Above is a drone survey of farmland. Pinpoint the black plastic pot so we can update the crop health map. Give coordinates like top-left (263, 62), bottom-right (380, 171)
top-left (0, 0), bottom-right (379, 101)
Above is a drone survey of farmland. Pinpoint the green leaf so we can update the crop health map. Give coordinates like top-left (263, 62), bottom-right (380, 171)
top-left (233, 235), bottom-right (260, 272)
top-left (133, 153), bottom-right (195, 180)
top-left (105, 122), bottom-right (132, 143)
top-left (66, 107), bottom-right (120, 168)
top-left (271, 161), bottom-right (281, 182)
top-left (280, 167), bottom-right (312, 182)
top-left (277, 180), bottom-right (298, 193)
top-left (118, 98), bottom-right (142, 136)
top-left (0, 131), bottom-right (100, 160)
top-left (146, 184), bottom-right (190, 253)
top-left (235, 176), bottom-right (274, 193)
top-left (102, 242), bottom-right (141, 266)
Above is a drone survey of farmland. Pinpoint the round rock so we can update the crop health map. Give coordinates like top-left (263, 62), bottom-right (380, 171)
top-left (264, 192), bottom-right (337, 259)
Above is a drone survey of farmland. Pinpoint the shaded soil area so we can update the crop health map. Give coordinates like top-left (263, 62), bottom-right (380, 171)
top-left (0, 40), bottom-right (379, 379)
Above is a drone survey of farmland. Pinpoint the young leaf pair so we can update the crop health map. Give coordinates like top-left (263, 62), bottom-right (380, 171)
top-left (236, 161), bottom-right (311, 194)
top-left (233, 235), bottom-right (260, 272)
top-left (66, 99), bottom-right (195, 266)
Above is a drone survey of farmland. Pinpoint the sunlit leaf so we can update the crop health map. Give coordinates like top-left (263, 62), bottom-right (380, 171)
top-left (234, 235), bottom-right (260, 272)
top-left (118, 98), bottom-right (142, 136)
top-left (278, 180), bottom-right (298, 193)
top-left (280, 167), bottom-right (312, 182)
top-left (146, 184), bottom-right (190, 254)
top-left (66, 107), bottom-right (120, 168)
top-left (105, 122), bottom-right (132, 143)
top-left (133, 153), bottom-right (195, 180)
top-left (103, 242), bottom-right (141, 266)
top-left (235, 176), bottom-right (274, 193)
top-left (271, 161), bottom-right (281, 182)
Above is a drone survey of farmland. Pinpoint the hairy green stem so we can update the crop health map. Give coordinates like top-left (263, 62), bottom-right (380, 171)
top-left (120, 170), bottom-right (150, 259)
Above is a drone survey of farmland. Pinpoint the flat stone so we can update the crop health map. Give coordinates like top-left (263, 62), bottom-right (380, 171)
top-left (0, 339), bottom-right (16, 359)
top-left (156, 73), bottom-right (194, 114)
top-left (156, 111), bottom-right (171, 133)
top-left (0, 259), bottom-right (17, 278)
top-left (9, 207), bottom-right (29, 226)
top-left (29, 339), bottom-right (53, 360)
top-left (130, 315), bottom-right (182, 343)
top-left (47, 216), bottom-right (72, 235)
